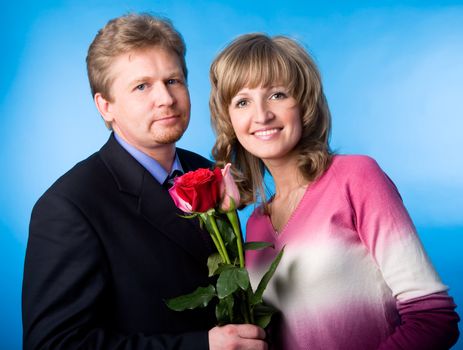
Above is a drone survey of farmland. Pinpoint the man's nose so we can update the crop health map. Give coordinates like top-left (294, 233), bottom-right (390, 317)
top-left (152, 83), bottom-right (175, 107)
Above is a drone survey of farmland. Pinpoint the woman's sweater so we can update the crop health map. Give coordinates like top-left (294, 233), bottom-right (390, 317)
top-left (246, 155), bottom-right (459, 349)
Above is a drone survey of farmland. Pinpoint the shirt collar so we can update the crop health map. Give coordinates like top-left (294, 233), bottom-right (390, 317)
top-left (113, 132), bottom-right (183, 184)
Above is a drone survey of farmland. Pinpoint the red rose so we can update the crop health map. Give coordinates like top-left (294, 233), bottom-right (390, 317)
top-left (169, 168), bottom-right (223, 213)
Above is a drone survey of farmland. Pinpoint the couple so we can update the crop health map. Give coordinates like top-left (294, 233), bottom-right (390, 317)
top-left (22, 13), bottom-right (459, 350)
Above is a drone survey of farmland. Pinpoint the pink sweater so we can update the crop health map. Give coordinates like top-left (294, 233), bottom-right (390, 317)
top-left (246, 155), bottom-right (459, 349)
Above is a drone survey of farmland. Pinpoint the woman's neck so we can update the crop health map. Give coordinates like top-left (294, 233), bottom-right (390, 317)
top-left (264, 154), bottom-right (308, 197)
top-left (264, 155), bottom-right (309, 233)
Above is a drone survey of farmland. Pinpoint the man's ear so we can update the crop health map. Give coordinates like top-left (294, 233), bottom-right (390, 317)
top-left (94, 93), bottom-right (114, 125)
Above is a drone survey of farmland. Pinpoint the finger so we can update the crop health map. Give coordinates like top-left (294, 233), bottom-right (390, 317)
top-left (240, 339), bottom-right (268, 350)
top-left (236, 324), bottom-right (266, 340)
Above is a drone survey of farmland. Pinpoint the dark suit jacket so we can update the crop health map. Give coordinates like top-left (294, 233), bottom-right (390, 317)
top-left (22, 134), bottom-right (217, 349)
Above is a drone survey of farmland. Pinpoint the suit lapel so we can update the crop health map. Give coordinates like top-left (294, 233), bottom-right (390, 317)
top-left (138, 174), bottom-right (209, 263)
top-left (99, 134), bottom-right (210, 264)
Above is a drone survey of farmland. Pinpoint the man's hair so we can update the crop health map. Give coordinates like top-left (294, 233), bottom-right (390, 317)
top-left (86, 13), bottom-right (187, 101)
top-left (210, 33), bottom-right (332, 206)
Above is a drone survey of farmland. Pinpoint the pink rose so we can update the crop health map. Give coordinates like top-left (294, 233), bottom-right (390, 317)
top-left (219, 163), bottom-right (241, 212)
top-left (169, 168), bottom-right (223, 213)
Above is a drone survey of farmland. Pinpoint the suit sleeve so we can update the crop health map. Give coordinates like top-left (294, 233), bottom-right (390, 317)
top-left (342, 157), bottom-right (460, 349)
top-left (22, 192), bottom-right (209, 350)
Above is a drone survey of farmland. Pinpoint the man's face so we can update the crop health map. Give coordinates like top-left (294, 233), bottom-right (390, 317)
top-left (97, 46), bottom-right (190, 154)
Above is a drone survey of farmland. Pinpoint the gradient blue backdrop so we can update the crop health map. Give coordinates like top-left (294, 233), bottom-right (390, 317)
top-left (2, 1), bottom-right (462, 348)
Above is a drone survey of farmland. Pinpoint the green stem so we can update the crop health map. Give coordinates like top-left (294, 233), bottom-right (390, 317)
top-left (227, 210), bottom-right (245, 268)
top-left (199, 214), bottom-right (227, 263)
top-left (209, 231), bottom-right (225, 261)
top-left (247, 288), bottom-right (254, 324)
top-left (240, 290), bottom-right (251, 324)
top-left (209, 214), bottom-right (231, 264)
top-left (227, 297), bottom-right (234, 324)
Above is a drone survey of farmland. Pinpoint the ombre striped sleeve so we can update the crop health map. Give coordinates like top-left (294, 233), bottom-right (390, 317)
top-left (341, 156), bottom-right (460, 349)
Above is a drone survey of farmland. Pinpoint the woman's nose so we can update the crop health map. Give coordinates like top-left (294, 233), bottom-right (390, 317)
top-left (254, 102), bottom-right (275, 124)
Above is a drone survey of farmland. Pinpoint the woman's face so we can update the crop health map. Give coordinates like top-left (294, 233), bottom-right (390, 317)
top-left (228, 85), bottom-right (302, 163)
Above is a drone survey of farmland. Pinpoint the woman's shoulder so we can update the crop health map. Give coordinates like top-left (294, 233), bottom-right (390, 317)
top-left (331, 154), bottom-right (380, 170)
top-left (330, 154), bottom-right (384, 176)
top-left (328, 154), bottom-right (401, 203)
top-left (328, 154), bottom-right (389, 188)
top-left (247, 204), bottom-right (271, 229)
top-left (248, 204), bottom-right (265, 221)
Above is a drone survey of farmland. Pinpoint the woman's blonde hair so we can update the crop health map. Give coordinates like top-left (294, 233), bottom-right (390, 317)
top-left (210, 34), bottom-right (332, 206)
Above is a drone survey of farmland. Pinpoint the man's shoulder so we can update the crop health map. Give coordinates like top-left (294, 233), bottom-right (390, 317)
top-left (41, 150), bottom-right (110, 201)
top-left (177, 148), bottom-right (213, 170)
top-left (42, 135), bottom-right (126, 196)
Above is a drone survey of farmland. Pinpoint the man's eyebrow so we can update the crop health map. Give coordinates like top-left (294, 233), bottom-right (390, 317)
top-left (165, 70), bottom-right (185, 78)
top-left (128, 71), bottom-right (184, 86)
top-left (128, 76), bottom-right (151, 86)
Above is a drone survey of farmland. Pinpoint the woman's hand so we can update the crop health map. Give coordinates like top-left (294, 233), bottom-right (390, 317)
top-left (209, 324), bottom-right (268, 350)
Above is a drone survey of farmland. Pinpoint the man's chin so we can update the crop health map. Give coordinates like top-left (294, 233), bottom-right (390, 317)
top-left (154, 129), bottom-right (186, 145)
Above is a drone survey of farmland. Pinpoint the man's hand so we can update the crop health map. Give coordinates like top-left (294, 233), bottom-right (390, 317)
top-left (208, 324), bottom-right (268, 350)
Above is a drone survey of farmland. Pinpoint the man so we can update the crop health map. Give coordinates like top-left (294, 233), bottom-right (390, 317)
top-left (22, 13), bottom-right (266, 350)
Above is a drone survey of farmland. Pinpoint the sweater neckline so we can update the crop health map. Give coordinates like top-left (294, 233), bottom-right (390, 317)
top-left (260, 156), bottom-right (336, 239)
top-left (265, 180), bottom-right (312, 238)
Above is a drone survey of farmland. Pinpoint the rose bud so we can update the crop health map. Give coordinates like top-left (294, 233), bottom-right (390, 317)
top-left (219, 163), bottom-right (241, 212)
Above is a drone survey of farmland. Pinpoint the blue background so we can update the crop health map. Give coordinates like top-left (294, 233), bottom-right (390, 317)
top-left (1, 1), bottom-right (462, 348)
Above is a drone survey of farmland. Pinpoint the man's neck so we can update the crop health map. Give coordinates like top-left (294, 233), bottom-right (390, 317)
top-left (144, 144), bottom-right (176, 173)
top-left (113, 132), bottom-right (176, 173)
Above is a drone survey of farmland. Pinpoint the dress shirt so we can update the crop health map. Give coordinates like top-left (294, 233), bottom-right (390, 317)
top-left (114, 132), bottom-right (183, 184)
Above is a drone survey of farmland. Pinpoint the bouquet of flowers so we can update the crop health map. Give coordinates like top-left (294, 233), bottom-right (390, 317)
top-left (166, 164), bottom-right (284, 328)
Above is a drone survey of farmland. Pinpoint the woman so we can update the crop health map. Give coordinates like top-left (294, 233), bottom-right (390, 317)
top-left (209, 34), bottom-right (459, 349)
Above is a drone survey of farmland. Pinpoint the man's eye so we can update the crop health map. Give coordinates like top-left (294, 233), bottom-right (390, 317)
top-left (167, 79), bottom-right (180, 85)
top-left (136, 84), bottom-right (146, 91)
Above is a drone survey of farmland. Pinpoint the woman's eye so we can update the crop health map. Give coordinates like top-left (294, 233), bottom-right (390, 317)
top-left (235, 99), bottom-right (248, 108)
top-left (271, 92), bottom-right (286, 100)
